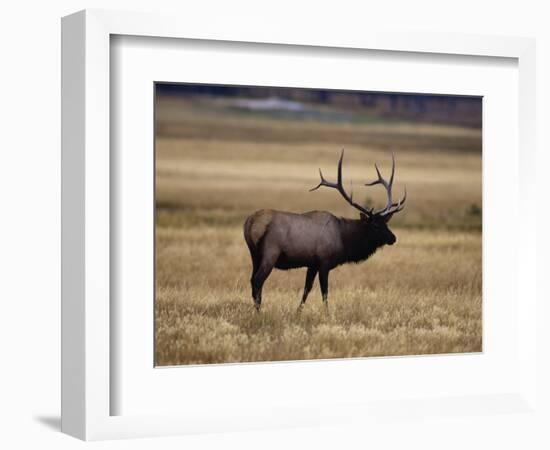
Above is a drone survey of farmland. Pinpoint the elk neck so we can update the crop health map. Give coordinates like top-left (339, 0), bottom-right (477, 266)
top-left (338, 218), bottom-right (387, 264)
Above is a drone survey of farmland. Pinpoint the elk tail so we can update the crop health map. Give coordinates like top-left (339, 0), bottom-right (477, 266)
top-left (243, 214), bottom-right (256, 255)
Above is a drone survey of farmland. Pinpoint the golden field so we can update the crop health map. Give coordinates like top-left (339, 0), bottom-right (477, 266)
top-left (154, 96), bottom-right (482, 366)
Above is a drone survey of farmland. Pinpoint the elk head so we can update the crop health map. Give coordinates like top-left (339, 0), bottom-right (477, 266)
top-left (310, 149), bottom-right (406, 246)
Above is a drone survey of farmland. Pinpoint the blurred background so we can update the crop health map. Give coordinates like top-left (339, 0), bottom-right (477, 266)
top-left (157, 84), bottom-right (482, 127)
top-left (155, 84), bottom-right (482, 232)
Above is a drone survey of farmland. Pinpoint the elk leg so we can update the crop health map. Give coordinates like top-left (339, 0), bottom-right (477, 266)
top-left (249, 256), bottom-right (260, 296)
top-left (298, 267), bottom-right (317, 311)
top-left (318, 269), bottom-right (330, 313)
top-left (251, 252), bottom-right (278, 311)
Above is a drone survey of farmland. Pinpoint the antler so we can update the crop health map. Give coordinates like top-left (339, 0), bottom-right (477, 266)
top-left (364, 152), bottom-right (406, 217)
top-left (310, 149), bottom-right (373, 217)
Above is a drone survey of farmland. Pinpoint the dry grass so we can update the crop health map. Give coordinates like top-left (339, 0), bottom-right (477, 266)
top-left (154, 96), bottom-right (482, 366)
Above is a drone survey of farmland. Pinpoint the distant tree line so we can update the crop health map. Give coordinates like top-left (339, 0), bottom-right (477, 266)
top-left (156, 83), bottom-right (482, 128)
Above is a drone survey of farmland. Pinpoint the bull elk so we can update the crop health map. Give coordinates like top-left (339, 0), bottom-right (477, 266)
top-left (243, 150), bottom-right (406, 312)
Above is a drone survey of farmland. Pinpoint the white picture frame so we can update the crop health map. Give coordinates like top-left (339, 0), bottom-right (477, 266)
top-left (61, 9), bottom-right (538, 441)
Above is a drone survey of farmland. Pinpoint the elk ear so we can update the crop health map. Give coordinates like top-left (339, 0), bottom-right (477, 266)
top-left (360, 212), bottom-right (369, 222)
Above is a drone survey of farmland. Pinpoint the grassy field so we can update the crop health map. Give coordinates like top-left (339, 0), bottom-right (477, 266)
top-left (154, 95), bottom-right (482, 366)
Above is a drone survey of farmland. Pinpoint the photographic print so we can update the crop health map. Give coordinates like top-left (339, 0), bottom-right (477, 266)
top-left (154, 83), bottom-right (482, 366)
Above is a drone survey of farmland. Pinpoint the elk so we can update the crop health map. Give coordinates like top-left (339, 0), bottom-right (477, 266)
top-left (243, 150), bottom-right (406, 312)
